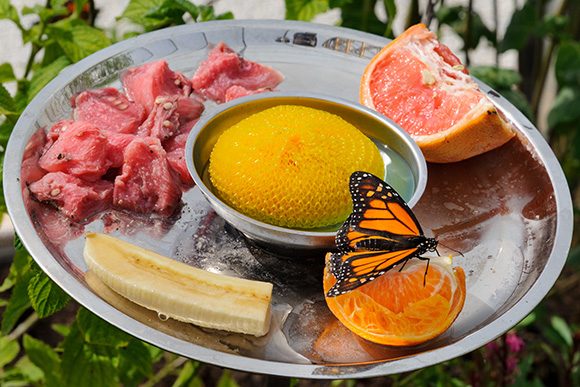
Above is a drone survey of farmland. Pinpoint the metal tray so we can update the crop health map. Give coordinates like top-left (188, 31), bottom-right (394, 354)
top-left (3, 20), bottom-right (573, 379)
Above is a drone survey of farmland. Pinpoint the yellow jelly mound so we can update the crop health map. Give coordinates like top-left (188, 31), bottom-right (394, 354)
top-left (208, 105), bottom-right (384, 229)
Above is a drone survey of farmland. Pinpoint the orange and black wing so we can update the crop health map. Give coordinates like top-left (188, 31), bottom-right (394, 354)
top-left (336, 171), bottom-right (424, 253)
top-left (326, 248), bottom-right (419, 296)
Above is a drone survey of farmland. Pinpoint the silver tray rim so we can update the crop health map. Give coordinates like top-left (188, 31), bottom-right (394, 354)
top-left (3, 19), bottom-right (573, 379)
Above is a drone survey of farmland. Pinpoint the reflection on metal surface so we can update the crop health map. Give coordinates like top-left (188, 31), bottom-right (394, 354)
top-left (322, 37), bottom-right (382, 58)
top-left (293, 32), bottom-right (317, 47)
top-left (3, 20), bottom-right (572, 379)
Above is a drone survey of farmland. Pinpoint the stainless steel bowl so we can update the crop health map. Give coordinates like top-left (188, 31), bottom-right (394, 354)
top-left (3, 20), bottom-right (573, 379)
top-left (185, 92), bottom-right (428, 251)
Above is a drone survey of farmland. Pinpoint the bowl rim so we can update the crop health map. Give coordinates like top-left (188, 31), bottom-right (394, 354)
top-left (185, 91), bottom-right (428, 237)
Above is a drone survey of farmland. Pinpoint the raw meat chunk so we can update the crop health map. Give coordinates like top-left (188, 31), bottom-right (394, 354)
top-left (29, 172), bottom-right (113, 221)
top-left (21, 129), bottom-right (48, 186)
top-left (137, 95), bottom-right (203, 141)
top-left (122, 60), bottom-right (192, 114)
top-left (46, 119), bottom-right (75, 143)
top-left (164, 131), bottom-right (194, 187)
top-left (39, 122), bottom-right (113, 181)
top-left (224, 85), bottom-right (271, 102)
top-left (174, 95), bottom-right (204, 131)
top-left (136, 96), bottom-right (181, 140)
top-left (103, 132), bottom-right (135, 168)
top-left (73, 88), bottom-right (146, 134)
top-left (113, 137), bottom-right (181, 216)
top-left (191, 42), bottom-right (284, 103)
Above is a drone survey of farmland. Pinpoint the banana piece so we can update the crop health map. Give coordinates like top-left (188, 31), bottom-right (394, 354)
top-left (83, 232), bottom-right (272, 336)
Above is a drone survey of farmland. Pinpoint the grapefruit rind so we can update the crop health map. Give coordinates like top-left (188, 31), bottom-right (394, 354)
top-left (323, 254), bottom-right (466, 346)
top-left (360, 23), bottom-right (515, 163)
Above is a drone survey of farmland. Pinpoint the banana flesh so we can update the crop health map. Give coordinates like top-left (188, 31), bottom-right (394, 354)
top-left (83, 233), bottom-right (273, 336)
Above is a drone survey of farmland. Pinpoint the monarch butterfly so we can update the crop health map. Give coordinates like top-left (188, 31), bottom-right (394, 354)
top-left (326, 171), bottom-right (438, 297)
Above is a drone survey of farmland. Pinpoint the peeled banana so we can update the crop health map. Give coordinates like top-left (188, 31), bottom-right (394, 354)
top-left (83, 233), bottom-right (273, 336)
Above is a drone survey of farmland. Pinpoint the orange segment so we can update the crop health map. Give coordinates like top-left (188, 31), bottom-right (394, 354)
top-left (323, 253), bottom-right (466, 346)
top-left (360, 24), bottom-right (514, 163)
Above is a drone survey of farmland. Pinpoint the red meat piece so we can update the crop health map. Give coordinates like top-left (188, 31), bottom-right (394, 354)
top-left (38, 122), bottom-right (113, 181)
top-left (122, 60), bottom-right (192, 114)
top-left (103, 132), bottom-right (135, 168)
top-left (113, 137), bottom-right (182, 216)
top-left (21, 129), bottom-right (48, 186)
top-left (46, 119), bottom-right (75, 143)
top-left (224, 85), bottom-right (271, 102)
top-left (136, 96), bottom-right (181, 140)
top-left (191, 42), bottom-right (284, 103)
top-left (137, 95), bottom-right (203, 142)
top-left (164, 131), bottom-right (194, 187)
top-left (73, 88), bottom-right (146, 134)
top-left (29, 172), bottom-right (113, 221)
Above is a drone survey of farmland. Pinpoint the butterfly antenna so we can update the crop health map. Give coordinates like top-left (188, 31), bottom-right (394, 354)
top-left (438, 242), bottom-right (464, 257)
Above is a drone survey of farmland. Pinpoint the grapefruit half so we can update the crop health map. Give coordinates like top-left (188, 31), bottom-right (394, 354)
top-left (360, 24), bottom-right (514, 163)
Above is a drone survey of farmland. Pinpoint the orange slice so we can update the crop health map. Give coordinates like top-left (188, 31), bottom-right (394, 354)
top-left (360, 24), bottom-right (514, 163)
top-left (323, 254), bottom-right (466, 346)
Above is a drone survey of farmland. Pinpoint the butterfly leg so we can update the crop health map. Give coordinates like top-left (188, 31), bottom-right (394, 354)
top-left (398, 257), bottom-right (410, 272)
top-left (417, 256), bottom-right (430, 287)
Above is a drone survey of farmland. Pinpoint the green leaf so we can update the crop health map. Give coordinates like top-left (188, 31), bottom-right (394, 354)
top-left (120, 0), bottom-right (169, 30)
top-left (11, 356), bottom-right (45, 384)
top-left (500, 89), bottom-right (534, 120)
top-left (48, 23), bottom-right (111, 63)
top-left (51, 323), bottom-right (71, 338)
top-left (118, 340), bottom-right (153, 387)
top-left (22, 4), bottom-right (68, 23)
top-left (0, 336), bottom-right (20, 368)
top-left (28, 56), bottom-right (70, 102)
top-left (216, 369), bottom-right (239, 387)
top-left (285, 0), bottom-right (329, 21)
top-left (212, 10), bottom-right (234, 21)
top-left (0, 83), bottom-right (17, 115)
top-left (499, 0), bottom-right (539, 53)
top-left (1, 278), bottom-right (32, 335)
top-left (0, 0), bottom-right (20, 25)
top-left (516, 312), bottom-right (536, 328)
top-left (27, 268), bottom-right (70, 318)
top-left (436, 6), bottom-right (494, 50)
top-left (172, 361), bottom-right (200, 387)
top-left (567, 244), bottom-right (580, 269)
top-left (171, 0), bottom-right (200, 19)
top-left (339, 0), bottom-right (387, 37)
top-left (61, 324), bottom-right (118, 387)
top-left (548, 87), bottom-right (580, 129)
top-left (41, 43), bottom-right (66, 67)
top-left (0, 275), bottom-right (14, 293)
top-left (470, 66), bottom-right (522, 89)
top-left (0, 64), bottom-right (15, 83)
top-left (539, 14), bottom-right (569, 40)
top-left (550, 316), bottom-right (573, 348)
top-left (23, 335), bottom-right (62, 387)
top-left (555, 41), bottom-right (580, 88)
top-left (383, 0), bottom-right (396, 38)
top-left (144, 0), bottom-right (186, 25)
top-left (76, 308), bottom-right (130, 348)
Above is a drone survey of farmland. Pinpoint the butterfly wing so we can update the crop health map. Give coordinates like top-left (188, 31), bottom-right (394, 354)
top-left (326, 247), bottom-right (420, 296)
top-left (335, 171), bottom-right (424, 253)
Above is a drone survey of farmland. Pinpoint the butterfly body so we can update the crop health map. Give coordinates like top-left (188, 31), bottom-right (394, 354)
top-left (327, 172), bottom-right (438, 297)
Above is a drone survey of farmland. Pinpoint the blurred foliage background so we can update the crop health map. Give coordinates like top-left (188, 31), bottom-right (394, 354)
top-left (0, 0), bottom-right (578, 385)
